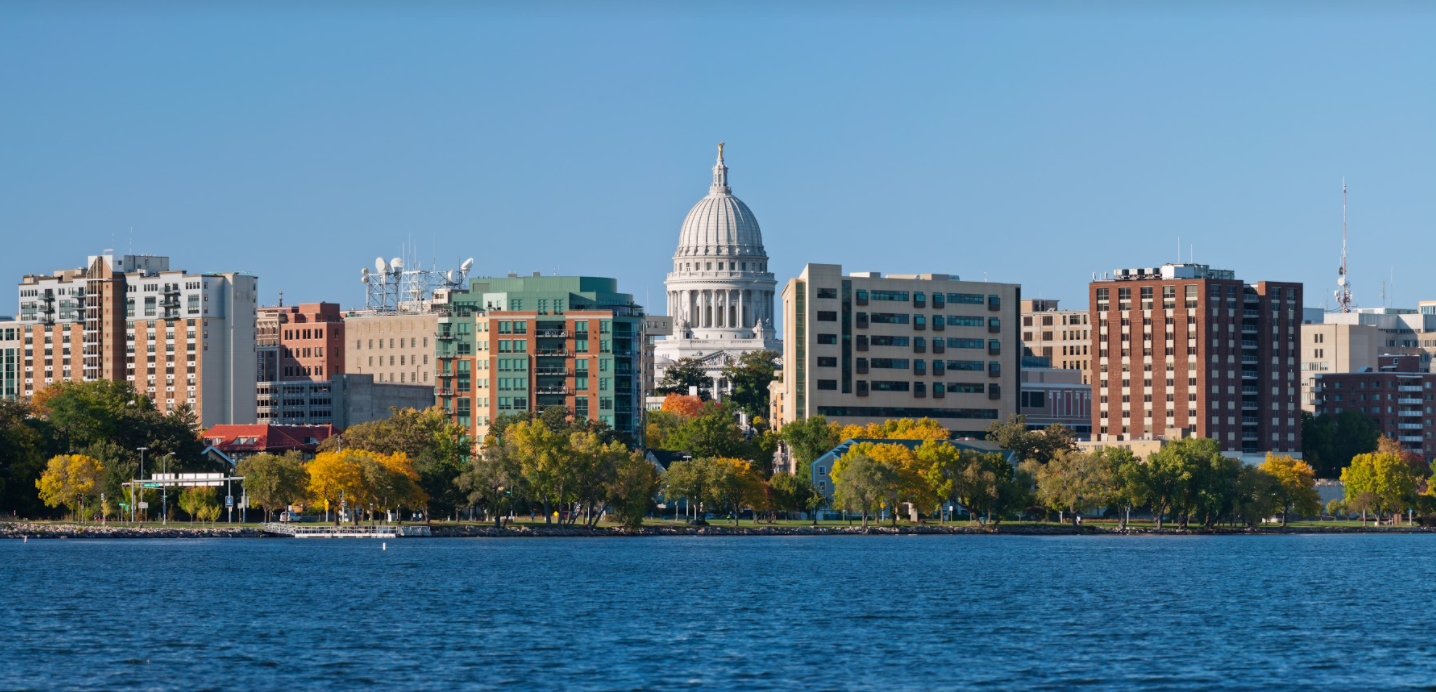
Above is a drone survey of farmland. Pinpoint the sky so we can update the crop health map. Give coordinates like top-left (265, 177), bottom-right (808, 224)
top-left (2, 1), bottom-right (1434, 322)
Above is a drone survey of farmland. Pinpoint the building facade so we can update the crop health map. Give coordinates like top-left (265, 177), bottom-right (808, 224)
top-left (259, 302), bottom-right (345, 381)
top-left (1020, 299), bottom-right (1092, 384)
top-left (1019, 367), bottom-right (1092, 435)
top-left (1314, 354), bottom-right (1436, 457)
top-left (436, 275), bottom-right (646, 443)
top-left (775, 263), bottom-right (1021, 436)
top-left (256, 373), bottom-right (434, 428)
top-left (344, 312), bottom-right (440, 387)
top-left (1089, 263), bottom-right (1301, 456)
top-left (1299, 321), bottom-right (1381, 412)
top-left (11, 253), bottom-right (257, 426)
top-left (652, 144), bottom-right (780, 396)
top-left (0, 320), bottom-right (20, 400)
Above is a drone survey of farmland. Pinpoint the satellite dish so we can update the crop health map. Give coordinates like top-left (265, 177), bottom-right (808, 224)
top-left (1337, 276), bottom-right (1347, 287)
top-left (445, 270), bottom-right (456, 282)
top-left (376, 257), bottom-right (388, 273)
top-left (361, 267), bottom-right (369, 275)
top-left (461, 258), bottom-right (475, 274)
top-left (361, 275), bottom-right (369, 283)
top-left (391, 257), bottom-right (404, 271)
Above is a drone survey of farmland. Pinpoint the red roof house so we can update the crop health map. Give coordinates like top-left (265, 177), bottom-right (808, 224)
top-left (202, 423), bottom-right (336, 459)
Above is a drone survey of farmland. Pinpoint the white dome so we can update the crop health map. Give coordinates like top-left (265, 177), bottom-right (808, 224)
top-left (674, 146), bottom-right (767, 259)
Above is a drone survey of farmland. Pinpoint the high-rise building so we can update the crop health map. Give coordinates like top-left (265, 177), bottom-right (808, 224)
top-left (436, 275), bottom-right (647, 443)
top-left (0, 319), bottom-right (21, 400)
top-left (1089, 263), bottom-right (1301, 457)
top-left (1299, 321), bottom-right (1381, 412)
top-left (260, 302), bottom-right (345, 381)
top-left (1020, 299), bottom-right (1092, 384)
top-left (774, 263), bottom-right (1021, 436)
top-left (1314, 354), bottom-right (1435, 457)
top-left (12, 253), bottom-right (257, 426)
top-left (652, 144), bottom-right (780, 397)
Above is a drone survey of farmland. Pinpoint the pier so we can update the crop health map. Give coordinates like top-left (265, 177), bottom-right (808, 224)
top-left (261, 523), bottom-right (431, 538)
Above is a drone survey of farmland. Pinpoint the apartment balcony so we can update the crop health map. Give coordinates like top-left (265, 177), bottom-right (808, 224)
top-left (1242, 356), bottom-right (1259, 364)
top-left (1398, 423), bottom-right (1423, 431)
top-left (536, 330), bottom-right (568, 338)
top-left (1241, 326), bottom-right (1259, 334)
top-left (1242, 386), bottom-right (1259, 395)
top-left (436, 333), bottom-right (454, 341)
top-left (1242, 402), bottom-right (1259, 412)
top-left (436, 388), bottom-right (455, 397)
top-left (536, 386), bottom-right (569, 395)
top-left (1399, 398), bottom-right (1423, 405)
top-left (1241, 371), bottom-right (1258, 380)
top-left (534, 367), bottom-right (571, 376)
top-left (535, 349), bottom-right (570, 357)
top-left (1400, 435), bottom-right (1424, 443)
top-left (1242, 433), bottom-right (1260, 441)
top-left (1398, 386), bottom-right (1423, 393)
top-left (1398, 410), bottom-right (1422, 417)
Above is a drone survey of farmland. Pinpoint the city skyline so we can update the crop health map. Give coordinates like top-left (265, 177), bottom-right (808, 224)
top-left (3, 3), bottom-right (1434, 318)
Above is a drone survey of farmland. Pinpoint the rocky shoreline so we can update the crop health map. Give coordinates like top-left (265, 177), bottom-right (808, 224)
top-left (5, 521), bottom-right (1436, 539)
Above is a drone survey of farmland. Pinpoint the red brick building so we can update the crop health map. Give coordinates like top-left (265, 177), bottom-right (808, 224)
top-left (203, 423), bottom-right (336, 459)
top-left (1314, 354), bottom-right (1436, 457)
top-left (1089, 263), bottom-right (1302, 456)
top-left (259, 302), bottom-right (345, 381)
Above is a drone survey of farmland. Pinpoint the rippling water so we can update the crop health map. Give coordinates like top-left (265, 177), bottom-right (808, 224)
top-left (3, 534), bottom-right (1435, 690)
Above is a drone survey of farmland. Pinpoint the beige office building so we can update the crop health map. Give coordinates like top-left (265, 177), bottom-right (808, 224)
top-left (774, 263), bottom-right (1020, 436)
top-left (343, 312), bottom-right (439, 387)
top-left (1020, 299), bottom-right (1092, 384)
top-left (1300, 322), bottom-right (1381, 412)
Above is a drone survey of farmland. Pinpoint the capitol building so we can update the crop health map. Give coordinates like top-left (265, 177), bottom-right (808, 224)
top-left (652, 144), bottom-right (780, 397)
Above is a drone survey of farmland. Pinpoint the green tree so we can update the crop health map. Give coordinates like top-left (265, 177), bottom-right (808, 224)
top-left (780, 415), bottom-right (841, 470)
top-left (768, 471), bottom-right (824, 523)
top-left (1300, 411), bottom-right (1339, 478)
top-left (721, 349), bottom-right (779, 422)
top-left (1033, 449), bottom-right (1115, 527)
top-left (830, 452), bottom-right (897, 529)
top-left (607, 450), bottom-right (660, 529)
top-left (1334, 410), bottom-right (1380, 471)
top-left (1144, 438), bottom-right (1224, 529)
top-left (1259, 454), bottom-right (1321, 526)
top-left (237, 452), bottom-right (310, 522)
top-left (657, 357), bottom-right (711, 399)
top-left (1104, 448), bottom-right (1144, 529)
top-left (660, 458), bottom-right (712, 523)
top-left (456, 440), bottom-right (523, 527)
top-left (983, 414), bottom-right (1076, 465)
top-left (0, 399), bottom-right (51, 518)
top-left (665, 407), bottom-right (749, 459)
top-left (178, 486), bottom-right (219, 523)
top-left (507, 419), bottom-right (573, 524)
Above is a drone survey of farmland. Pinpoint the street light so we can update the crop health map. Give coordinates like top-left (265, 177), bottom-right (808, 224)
top-left (161, 452), bottom-right (174, 525)
top-left (135, 446), bottom-right (148, 523)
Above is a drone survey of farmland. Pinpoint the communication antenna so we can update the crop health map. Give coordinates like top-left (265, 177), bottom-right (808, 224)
top-left (1334, 179), bottom-right (1354, 313)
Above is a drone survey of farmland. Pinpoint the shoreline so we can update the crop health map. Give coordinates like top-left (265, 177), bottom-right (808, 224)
top-left (4, 522), bottom-right (1436, 539)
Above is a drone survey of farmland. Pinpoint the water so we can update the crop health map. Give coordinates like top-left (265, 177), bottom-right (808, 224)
top-left (3, 534), bottom-right (1435, 690)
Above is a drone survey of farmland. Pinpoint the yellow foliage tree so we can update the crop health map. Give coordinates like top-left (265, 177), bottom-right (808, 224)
top-left (845, 442), bottom-right (937, 524)
top-left (307, 450), bottom-right (365, 525)
top-left (36, 454), bottom-right (105, 519)
top-left (838, 418), bottom-right (949, 443)
top-left (1259, 453), bottom-right (1321, 527)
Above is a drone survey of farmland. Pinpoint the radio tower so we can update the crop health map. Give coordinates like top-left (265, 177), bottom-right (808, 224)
top-left (1335, 179), bottom-right (1354, 313)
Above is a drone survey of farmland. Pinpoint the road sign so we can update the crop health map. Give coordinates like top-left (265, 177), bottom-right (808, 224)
top-left (225, 496), bottom-right (233, 507)
top-left (143, 483), bottom-right (160, 488)
top-left (137, 502), bottom-right (149, 509)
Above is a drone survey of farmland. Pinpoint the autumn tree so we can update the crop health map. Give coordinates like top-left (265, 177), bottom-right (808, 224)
top-left (1258, 453), bottom-right (1321, 527)
top-left (706, 457), bottom-right (767, 525)
top-left (661, 394), bottom-right (707, 419)
top-left (608, 450), bottom-right (660, 529)
top-left (307, 450), bottom-right (366, 525)
top-left (456, 439), bottom-right (523, 527)
top-left (839, 418), bottom-right (948, 443)
top-left (317, 406), bottom-right (468, 519)
top-left (721, 349), bottom-right (780, 422)
top-left (178, 486), bottom-right (220, 524)
top-left (983, 414), bottom-right (1077, 465)
top-left (35, 454), bottom-right (105, 519)
top-left (1342, 451), bottom-right (1418, 524)
top-left (768, 471), bottom-right (824, 524)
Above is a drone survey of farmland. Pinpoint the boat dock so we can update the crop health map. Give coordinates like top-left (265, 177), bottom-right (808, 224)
top-left (261, 523), bottom-right (432, 538)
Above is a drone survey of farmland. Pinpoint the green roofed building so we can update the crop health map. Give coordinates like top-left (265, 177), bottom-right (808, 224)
top-left (435, 274), bottom-right (645, 445)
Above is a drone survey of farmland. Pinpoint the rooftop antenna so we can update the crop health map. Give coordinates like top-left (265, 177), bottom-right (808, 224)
top-left (1335, 179), bottom-right (1354, 313)
top-left (1177, 236), bottom-right (1181, 263)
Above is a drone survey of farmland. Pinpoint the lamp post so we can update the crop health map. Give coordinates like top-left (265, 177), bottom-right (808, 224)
top-left (135, 446), bottom-right (148, 523)
top-left (161, 452), bottom-right (174, 525)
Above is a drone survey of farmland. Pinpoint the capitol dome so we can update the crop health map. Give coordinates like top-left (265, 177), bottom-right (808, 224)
top-left (674, 144), bottom-right (766, 259)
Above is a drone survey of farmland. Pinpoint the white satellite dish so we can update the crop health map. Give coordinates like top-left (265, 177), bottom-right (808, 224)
top-left (361, 266), bottom-right (370, 275)
top-left (361, 275), bottom-right (369, 283)
top-left (445, 270), bottom-right (456, 282)
top-left (391, 257), bottom-right (404, 271)
top-left (461, 258), bottom-right (475, 274)
top-left (1337, 276), bottom-right (1347, 287)
top-left (376, 257), bottom-right (388, 273)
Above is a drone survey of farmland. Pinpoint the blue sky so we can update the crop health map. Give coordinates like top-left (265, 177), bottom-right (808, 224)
top-left (2, 1), bottom-right (1433, 318)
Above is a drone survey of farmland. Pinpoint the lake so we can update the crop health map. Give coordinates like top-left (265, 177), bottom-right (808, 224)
top-left (2, 534), bottom-right (1432, 690)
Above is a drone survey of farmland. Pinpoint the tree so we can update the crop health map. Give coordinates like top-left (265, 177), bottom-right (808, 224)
top-left (456, 440), bottom-right (523, 527)
top-left (1301, 411), bottom-right (1339, 478)
top-left (657, 357), bottom-right (711, 399)
top-left (665, 407), bottom-right (749, 459)
top-left (983, 414), bottom-right (1077, 465)
top-left (1143, 438), bottom-right (1223, 529)
top-left (1342, 452), bottom-right (1418, 524)
top-left (839, 418), bottom-right (948, 443)
top-left (178, 486), bottom-right (220, 523)
top-left (1104, 448), bottom-right (1144, 529)
top-left (722, 349), bottom-right (779, 422)
top-left (780, 416), bottom-right (842, 470)
top-left (830, 453), bottom-right (897, 529)
top-left (0, 399), bottom-right (53, 518)
top-left (706, 457), bottom-right (766, 525)
top-left (1325, 498), bottom-right (1345, 519)
top-left (35, 454), bottom-right (104, 519)
top-left (1230, 464), bottom-right (1278, 528)
top-left (608, 450), bottom-right (660, 529)
top-left (237, 452), bottom-right (309, 522)
top-left (661, 458), bottom-right (712, 524)
top-left (769, 472), bottom-right (823, 523)
top-left (1258, 454), bottom-right (1321, 527)
top-left (507, 419), bottom-right (572, 524)
top-left (660, 393), bottom-right (707, 419)
top-left (1033, 449), bottom-right (1115, 527)
top-left (307, 450), bottom-right (366, 525)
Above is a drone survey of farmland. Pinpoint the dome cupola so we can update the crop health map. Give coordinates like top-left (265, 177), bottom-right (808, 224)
top-left (674, 143), bottom-right (767, 259)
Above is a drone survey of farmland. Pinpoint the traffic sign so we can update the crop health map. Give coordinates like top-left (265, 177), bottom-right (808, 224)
top-left (225, 496), bottom-right (233, 507)
top-left (137, 502), bottom-right (149, 509)
top-left (143, 483), bottom-right (160, 488)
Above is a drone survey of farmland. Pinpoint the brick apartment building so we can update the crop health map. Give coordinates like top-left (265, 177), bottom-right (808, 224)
top-left (1314, 354), bottom-right (1436, 458)
top-left (1090, 263), bottom-right (1302, 457)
